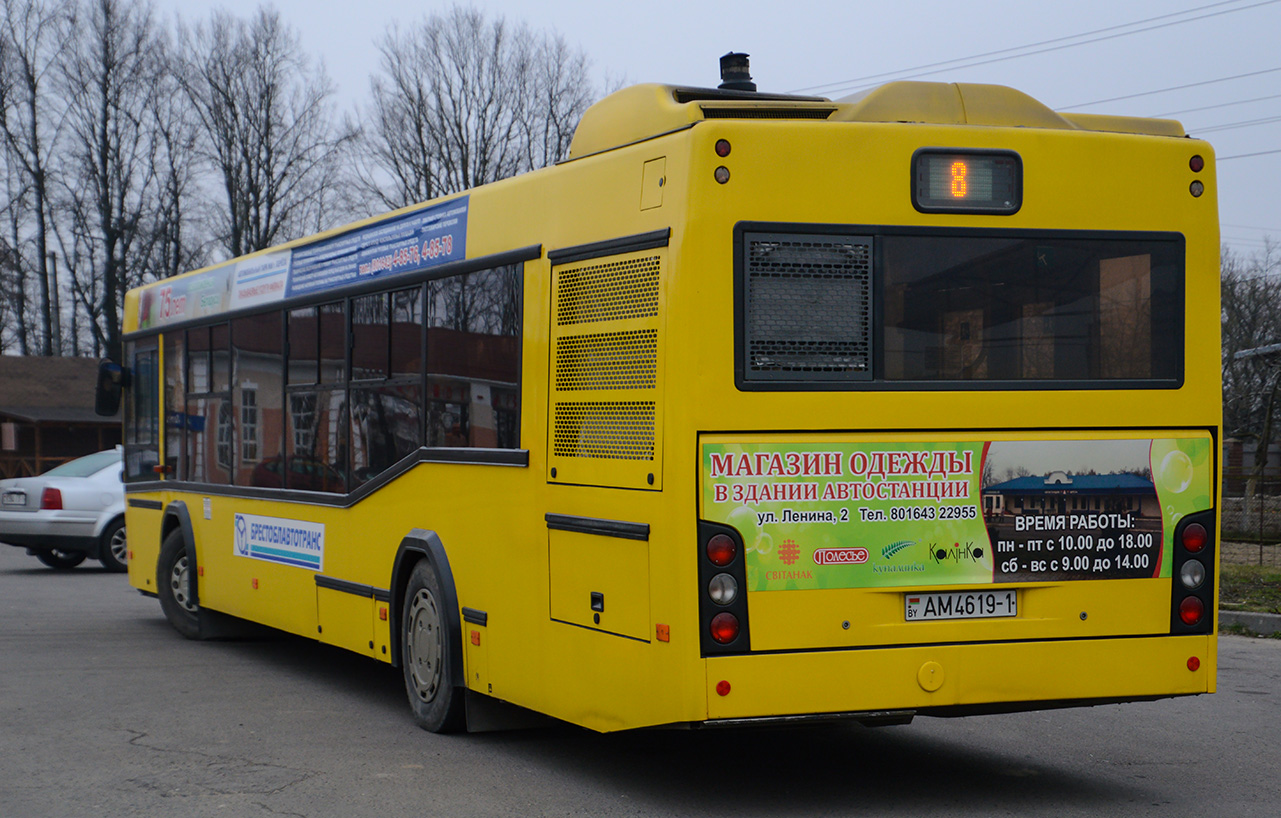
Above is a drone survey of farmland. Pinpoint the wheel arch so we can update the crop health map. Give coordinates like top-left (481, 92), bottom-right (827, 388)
top-left (161, 501), bottom-right (199, 606)
top-left (389, 528), bottom-right (464, 691)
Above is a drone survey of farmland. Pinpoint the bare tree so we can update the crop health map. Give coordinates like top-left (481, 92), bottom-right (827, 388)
top-left (178, 6), bottom-right (355, 258)
top-left (0, 0), bottom-right (74, 355)
top-left (141, 35), bottom-right (211, 284)
top-left (1222, 242), bottom-right (1281, 441)
top-left (356, 6), bottom-right (598, 211)
top-left (55, 0), bottom-right (169, 360)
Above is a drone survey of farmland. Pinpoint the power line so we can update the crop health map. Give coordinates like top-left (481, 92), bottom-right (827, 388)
top-left (1220, 148), bottom-right (1281, 160)
top-left (791, 0), bottom-right (1259, 93)
top-left (791, 0), bottom-right (1281, 97)
top-left (1224, 223), bottom-right (1281, 232)
top-left (1150, 92), bottom-right (1281, 117)
top-left (1059, 66), bottom-right (1281, 110)
top-left (1194, 114), bottom-right (1281, 134)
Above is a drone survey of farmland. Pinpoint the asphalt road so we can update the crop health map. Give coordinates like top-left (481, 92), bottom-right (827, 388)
top-left (1, 543), bottom-right (1279, 818)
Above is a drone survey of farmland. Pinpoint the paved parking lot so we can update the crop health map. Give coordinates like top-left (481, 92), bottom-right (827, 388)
top-left (2, 543), bottom-right (1279, 817)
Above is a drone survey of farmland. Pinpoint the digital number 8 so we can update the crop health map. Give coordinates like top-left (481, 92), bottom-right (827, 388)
top-left (950, 161), bottom-right (968, 198)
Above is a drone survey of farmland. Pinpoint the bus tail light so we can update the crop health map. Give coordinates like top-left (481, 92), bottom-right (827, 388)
top-left (707, 534), bottom-right (736, 566)
top-left (40, 488), bottom-right (62, 510)
top-left (698, 521), bottom-right (751, 655)
top-left (710, 613), bottom-right (740, 644)
top-left (1178, 596), bottom-right (1204, 626)
top-left (1181, 523), bottom-right (1207, 553)
top-left (1170, 511), bottom-right (1215, 635)
top-left (708, 573), bottom-right (738, 605)
top-left (1180, 559), bottom-right (1205, 589)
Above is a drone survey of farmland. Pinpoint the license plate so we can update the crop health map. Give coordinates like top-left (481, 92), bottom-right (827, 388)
top-left (905, 590), bottom-right (1017, 621)
top-left (1, 492), bottom-right (25, 506)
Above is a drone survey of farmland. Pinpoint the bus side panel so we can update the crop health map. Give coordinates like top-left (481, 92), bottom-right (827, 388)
top-left (124, 493), bottom-right (165, 594)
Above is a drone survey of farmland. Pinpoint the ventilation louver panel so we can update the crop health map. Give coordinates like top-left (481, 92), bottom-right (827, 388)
top-left (556, 256), bottom-right (660, 325)
top-left (556, 329), bottom-right (658, 391)
top-left (549, 246), bottom-right (665, 489)
top-left (553, 401), bottom-right (656, 460)
top-left (744, 233), bottom-right (873, 382)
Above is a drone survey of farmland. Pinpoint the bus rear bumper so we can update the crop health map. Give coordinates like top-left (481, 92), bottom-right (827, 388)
top-left (703, 634), bottom-right (1214, 721)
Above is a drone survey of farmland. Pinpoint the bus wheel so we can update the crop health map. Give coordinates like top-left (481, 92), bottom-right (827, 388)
top-left (98, 518), bottom-right (128, 573)
top-left (402, 560), bottom-right (465, 733)
top-left (157, 529), bottom-right (201, 639)
top-left (36, 549), bottom-right (86, 570)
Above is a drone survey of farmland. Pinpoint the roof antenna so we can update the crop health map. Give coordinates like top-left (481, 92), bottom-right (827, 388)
top-left (718, 52), bottom-right (756, 92)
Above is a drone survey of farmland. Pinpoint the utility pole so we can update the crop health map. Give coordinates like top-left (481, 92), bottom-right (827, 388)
top-left (47, 252), bottom-right (62, 356)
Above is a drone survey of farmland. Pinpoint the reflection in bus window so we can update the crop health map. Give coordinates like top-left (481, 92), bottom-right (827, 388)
top-left (426, 265), bottom-right (522, 449)
top-left (881, 236), bottom-right (1181, 383)
top-left (234, 312), bottom-right (283, 486)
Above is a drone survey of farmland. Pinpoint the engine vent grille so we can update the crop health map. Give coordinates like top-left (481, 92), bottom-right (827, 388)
top-left (556, 329), bottom-right (658, 391)
top-left (553, 401), bottom-right (656, 460)
top-left (556, 256), bottom-right (660, 326)
top-left (701, 107), bottom-right (835, 120)
top-left (743, 233), bottom-right (873, 382)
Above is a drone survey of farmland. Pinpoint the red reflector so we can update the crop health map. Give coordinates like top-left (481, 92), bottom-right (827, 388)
top-left (1181, 523), bottom-right (1207, 553)
top-left (470, 630), bottom-right (480, 646)
top-left (656, 623), bottom-right (670, 642)
top-left (707, 534), bottom-right (737, 566)
top-left (40, 487), bottom-right (62, 510)
top-left (1187, 656), bottom-right (1201, 672)
top-left (710, 612), bottom-right (739, 644)
top-left (716, 680), bottom-right (731, 696)
top-left (1189, 155), bottom-right (1204, 172)
top-left (1179, 596), bottom-right (1205, 626)
top-left (715, 139), bottom-right (731, 157)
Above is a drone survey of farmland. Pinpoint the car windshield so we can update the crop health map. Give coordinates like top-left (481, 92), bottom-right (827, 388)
top-left (43, 450), bottom-right (121, 478)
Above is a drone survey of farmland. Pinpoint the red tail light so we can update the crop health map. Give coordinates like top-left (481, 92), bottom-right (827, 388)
top-left (40, 487), bottom-right (62, 510)
top-left (710, 612), bottom-right (740, 644)
top-left (1181, 523), bottom-right (1207, 553)
top-left (1179, 596), bottom-right (1205, 626)
top-left (707, 534), bottom-right (737, 567)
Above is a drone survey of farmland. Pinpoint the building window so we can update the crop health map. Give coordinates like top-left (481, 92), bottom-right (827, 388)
top-left (241, 387), bottom-right (259, 462)
top-left (217, 402), bottom-right (233, 470)
top-left (291, 393), bottom-right (316, 452)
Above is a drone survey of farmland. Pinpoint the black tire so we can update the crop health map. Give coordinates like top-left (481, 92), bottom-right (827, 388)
top-left (402, 560), bottom-right (465, 733)
top-left (36, 549), bottom-right (86, 570)
top-left (98, 518), bottom-right (128, 573)
top-left (157, 529), bottom-right (201, 639)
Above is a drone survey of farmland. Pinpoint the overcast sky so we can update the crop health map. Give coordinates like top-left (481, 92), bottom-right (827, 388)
top-left (155, 0), bottom-right (1281, 256)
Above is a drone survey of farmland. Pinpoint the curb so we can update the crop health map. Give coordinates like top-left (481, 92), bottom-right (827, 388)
top-left (1219, 610), bottom-right (1281, 637)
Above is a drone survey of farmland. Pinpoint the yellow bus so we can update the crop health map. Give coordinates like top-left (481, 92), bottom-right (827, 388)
top-left (106, 56), bottom-right (1221, 733)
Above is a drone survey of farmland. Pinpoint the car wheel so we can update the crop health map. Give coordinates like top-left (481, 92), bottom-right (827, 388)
top-left (157, 529), bottom-right (201, 639)
top-left (402, 560), bottom-right (465, 733)
top-left (98, 518), bottom-right (128, 573)
top-left (36, 549), bottom-right (87, 570)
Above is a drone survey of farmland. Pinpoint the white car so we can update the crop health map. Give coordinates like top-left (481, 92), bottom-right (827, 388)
top-left (0, 449), bottom-right (127, 572)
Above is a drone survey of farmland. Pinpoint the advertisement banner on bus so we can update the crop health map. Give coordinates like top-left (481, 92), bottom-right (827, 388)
top-left (232, 512), bottom-right (325, 571)
top-left (700, 436), bottom-right (1212, 592)
top-left (135, 196), bottom-right (469, 330)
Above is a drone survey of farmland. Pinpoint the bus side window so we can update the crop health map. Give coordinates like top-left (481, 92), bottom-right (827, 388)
top-left (426, 264), bottom-right (522, 449)
top-left (123, 338), bottom-right (160, 481)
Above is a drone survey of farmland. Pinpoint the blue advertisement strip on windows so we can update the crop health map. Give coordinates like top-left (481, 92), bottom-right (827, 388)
top-left (285, 196), bottom-right (469, 298)
top-left (135, 196), bottom-right (469, 330)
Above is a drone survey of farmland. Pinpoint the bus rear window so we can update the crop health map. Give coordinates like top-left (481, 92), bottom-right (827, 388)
top-left (881, 235), bottom-right (1182, 384)
top-left (737, 228), bottom-right (1183, 389)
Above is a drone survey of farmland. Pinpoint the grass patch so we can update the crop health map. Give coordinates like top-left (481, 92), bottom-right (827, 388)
top-left (1219, 564), bottom-right (1281, 614)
